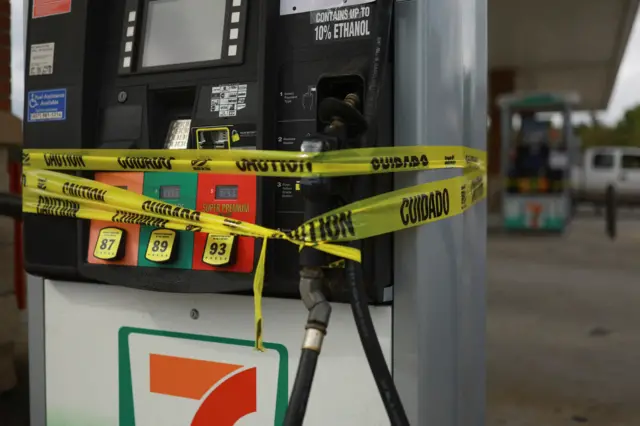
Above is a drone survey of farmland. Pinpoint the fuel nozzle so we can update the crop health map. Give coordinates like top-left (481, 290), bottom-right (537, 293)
top-left (318, 93), bottom-right (368, 139)
top-left (298, 93), bottom-right (367, 205)
top-left (299, 93), bottom-right (365, 255)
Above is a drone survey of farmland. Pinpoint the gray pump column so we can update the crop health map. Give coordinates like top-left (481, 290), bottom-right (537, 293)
top-left (393, 0), bottom-right (487, 424)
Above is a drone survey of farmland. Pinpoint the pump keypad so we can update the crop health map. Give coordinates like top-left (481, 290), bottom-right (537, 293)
top-left (145, 229), bottom-right (178, 264)
top-left (93, 227), bottom-right (127, 261)
top-left (202, 235), bottom-right (237, 267)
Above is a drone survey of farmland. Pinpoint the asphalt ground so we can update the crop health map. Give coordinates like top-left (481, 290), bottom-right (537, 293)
top-left (487, 208), bottom-right (640, 426)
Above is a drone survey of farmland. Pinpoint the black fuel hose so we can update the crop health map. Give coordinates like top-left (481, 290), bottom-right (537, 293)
top-left (346, 246), bottom-right (409, 426)
top-left (348, 0), bottom-right (410, 424)
top-left (284, 349), bottom-right (320, 425)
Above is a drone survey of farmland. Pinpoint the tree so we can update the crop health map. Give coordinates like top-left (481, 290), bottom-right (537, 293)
top-left (575, 122), bottom-right (618, 148)
top-left (612, 104), bottom-right (640, 146)
top-left (575, 104), bottom-right (640, 148)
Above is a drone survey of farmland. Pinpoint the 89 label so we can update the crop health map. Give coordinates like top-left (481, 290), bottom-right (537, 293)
top-left (151, 239), bottom-right (169, 253)
top-left (145, 229), bottom-right (177, 263)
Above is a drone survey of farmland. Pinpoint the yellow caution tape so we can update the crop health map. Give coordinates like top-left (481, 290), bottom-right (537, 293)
top-left (22, 169), bottom-right (358, 351)
top-left (21, 169), bottom-right (357, 258)
top-left (21, 146), bottom-right (488, 350)
top-left (288, 169), bottom-right (485, 244)
top-left (22, 146), bottom-right (486, 177)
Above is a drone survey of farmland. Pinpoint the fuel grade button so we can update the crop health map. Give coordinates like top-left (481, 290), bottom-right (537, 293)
top-left (145, 229), bottom-right (178, 264)
top-left (202, 235), bottom-right (237, 267)
top-left (93, 227), bottom-right (126, 261)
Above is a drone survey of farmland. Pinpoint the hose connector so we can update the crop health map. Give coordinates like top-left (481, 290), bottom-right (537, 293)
top-left (299, 267), bottom-right (332, 353)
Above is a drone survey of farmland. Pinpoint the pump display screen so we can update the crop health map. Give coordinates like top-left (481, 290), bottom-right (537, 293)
top-left (215, 185), bottom-right (238, 200)
top-left (141, 0), bottom-right (227, 68)
top-left (160, 185), bottom-right (181, 199)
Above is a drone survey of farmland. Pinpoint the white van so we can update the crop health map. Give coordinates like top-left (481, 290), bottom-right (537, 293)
top-left (571, 146), bottom-right (640, 206)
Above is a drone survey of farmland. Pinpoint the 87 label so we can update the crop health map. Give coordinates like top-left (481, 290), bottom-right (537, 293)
top-left (93, 227), bottom-right (125, 261)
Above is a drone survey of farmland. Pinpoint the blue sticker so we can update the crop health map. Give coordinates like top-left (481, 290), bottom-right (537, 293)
top-left (27, 88), bottom-right (67, 123)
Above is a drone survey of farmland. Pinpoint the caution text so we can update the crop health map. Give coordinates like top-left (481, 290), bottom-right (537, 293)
top-left (400, 189), bottom-right (450, 226)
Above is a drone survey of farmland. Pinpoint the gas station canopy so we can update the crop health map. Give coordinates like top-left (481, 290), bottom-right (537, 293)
top-left (490, 0), bottom-right (640, 110)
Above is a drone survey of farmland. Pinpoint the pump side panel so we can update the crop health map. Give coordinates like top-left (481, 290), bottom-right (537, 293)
top-left (393, 0), bottom-right (487, 425)
top-left (43, 280), bottom-right (392, 426)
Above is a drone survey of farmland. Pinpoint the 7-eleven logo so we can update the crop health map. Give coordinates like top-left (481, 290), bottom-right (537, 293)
top-left (118, 327), bottom-right (289, 426)
top-left (150, 354), bottom-right (257, 425)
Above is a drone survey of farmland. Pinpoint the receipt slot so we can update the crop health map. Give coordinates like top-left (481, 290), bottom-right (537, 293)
top-left (88, 173), bottom-right (144, 266)
top-left (138, 173), bottom-right (197, 269)
top-left (193, 174), bottom-right (257, 273)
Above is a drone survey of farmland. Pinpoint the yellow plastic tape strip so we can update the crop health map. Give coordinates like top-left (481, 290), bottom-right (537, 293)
top-left (21, 169), bottom-right (359, 261)
top-left (254, 238), bottom-right (267, 352)
top-left (22, 189), bottom-right (276, 351)
top-left (22, 169), bottom-right (360, 351)
top-left (22, 190), bottom-right (237, 237)
top-left (22, 146), bottom-right (486, 177)
top-left (288, 169), bottom-right (486, 243)
top-left (21, 144), bottom-right (487, 350)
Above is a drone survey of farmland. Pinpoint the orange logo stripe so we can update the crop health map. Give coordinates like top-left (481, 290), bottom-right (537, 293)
top-left (149, 354), bottom-right (243, 400)
top-left (191, 367), bottom-right (257, 426)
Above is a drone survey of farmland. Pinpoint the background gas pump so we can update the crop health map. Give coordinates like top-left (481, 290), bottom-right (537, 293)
top-left (498, 92), bottom-right (579, 233)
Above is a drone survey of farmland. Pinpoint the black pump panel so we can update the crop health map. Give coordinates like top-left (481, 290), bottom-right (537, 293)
top-left (23, 0), bottom-right (393, 303)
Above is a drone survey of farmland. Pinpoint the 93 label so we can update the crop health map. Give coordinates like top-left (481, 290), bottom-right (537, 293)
top-left (202, 235), bottom-right (236, 267)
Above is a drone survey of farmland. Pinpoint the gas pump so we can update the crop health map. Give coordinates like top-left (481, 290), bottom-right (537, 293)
top-left (498, 92), bottom-right (579, 233)
top-left (23, 0), bottom-right (487, 425)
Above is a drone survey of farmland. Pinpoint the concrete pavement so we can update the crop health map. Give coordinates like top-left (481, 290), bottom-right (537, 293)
top-left (487, 211), bottom-right (640, 426)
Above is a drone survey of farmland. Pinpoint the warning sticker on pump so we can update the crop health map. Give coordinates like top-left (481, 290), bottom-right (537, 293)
top-left (310, 4), bottom-right (372, 43)
top-left (29, 42), bottom-right (55, 76)
top-left (210, 83), bottom-right (248, 118)
top-left (22, 146), bottom-right (486, 178)
top-left (32, 0), bottom-right (72, 19)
